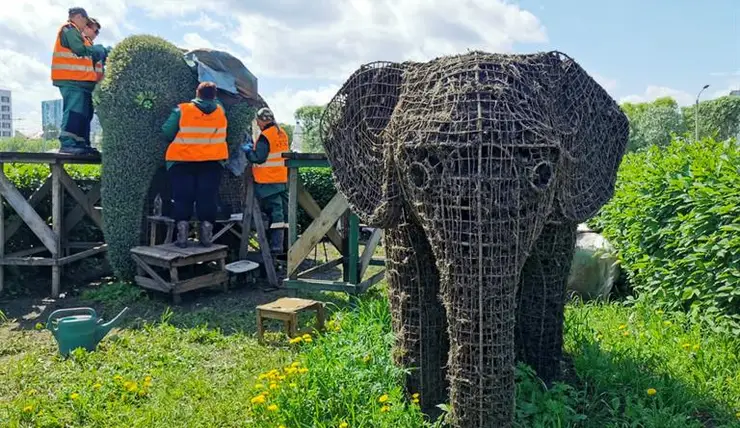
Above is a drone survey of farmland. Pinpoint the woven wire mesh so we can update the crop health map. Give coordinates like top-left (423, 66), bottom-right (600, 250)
top-left (322, 50), bottom-right (628, 428)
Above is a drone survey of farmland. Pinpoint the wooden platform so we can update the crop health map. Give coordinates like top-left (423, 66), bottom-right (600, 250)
top-left (130, 243), bottom-right (228, 303)
top-left (0, 151), bottom-right (106, 297)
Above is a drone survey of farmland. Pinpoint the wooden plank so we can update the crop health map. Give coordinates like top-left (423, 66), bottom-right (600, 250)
top-left (240, 168), bottom-right (256, 260)
top-left (131, 254), bottom-right (171, 290)
top-left (360, 228), bottom-right (383, 280)
top-left (135, 275), bottom-right (170, 293)
top-left (174, 272), bottom-right (228, 294)
top-left (0, 257), bottom-right (55, 266)
top-left (212, 220), bottom-right (236, 242)
top-left (4, 176), bottom-right (51, 242)
top-left (51, 164), bottom-right (63, 298)
top-left (130, 243), bottom-right (228, 262)
top-left (0, 172), bottom-right (58, 254)
top-left (66, 241), bottom-right (105, 249)
top-left (369, 258), bottom-right (387, 267)
top-left (63, 182), bottom-right (101, 233)
top-left (58, 244), bottom-right (107, 265)
top-left (287, 167), bottom-right (298, 249)
top-left (282, 152), bottom-right (328, 161)
top-left (5, 248), bottom-right (47, 258)
top-left (287, 192), bottom-right (349, 277)
top-left (358, 270), bottom-right (386, 293)
top-left (297, 258), bottom-right (343, 279)
top-left (58, 167), bottom-right (103, 229)
top-left (296, 181), bottom-right (344, 252)
top-left (253, 202), bottom-right (278, 288)
top-left (282, 278), bottom-right (358, 294)
top-left (172, 250), bottom-right (227, 268)
top-left (0, 152), bottom-right (102, 164)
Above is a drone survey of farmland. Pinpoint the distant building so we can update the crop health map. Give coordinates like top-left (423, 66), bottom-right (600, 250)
top-left (42, 98), bottom-right (102, 146)
top-left (730, 90), bottom-right (740, 97)
top-left (0, 89), bottom-right (12, 138)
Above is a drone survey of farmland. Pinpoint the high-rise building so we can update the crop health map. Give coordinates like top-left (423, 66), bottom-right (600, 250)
top-left (0, 89), bottom-right (12, 138)
top-left (42, 98), bottom-right (102, 146)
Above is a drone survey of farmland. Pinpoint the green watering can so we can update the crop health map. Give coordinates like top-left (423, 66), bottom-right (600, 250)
top-left (46, 307), bottom-right (129, 356)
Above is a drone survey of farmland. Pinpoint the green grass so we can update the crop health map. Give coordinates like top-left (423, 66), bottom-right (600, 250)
top-left (1, 283), bottom-right (739, 427)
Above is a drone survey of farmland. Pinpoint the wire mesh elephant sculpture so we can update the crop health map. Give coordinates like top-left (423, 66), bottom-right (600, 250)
top-left (319, 51), bottom-right (629, 427)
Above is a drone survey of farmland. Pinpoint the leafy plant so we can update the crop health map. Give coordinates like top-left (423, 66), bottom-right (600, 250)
top-left (592, 137), bottom-right (740, 333)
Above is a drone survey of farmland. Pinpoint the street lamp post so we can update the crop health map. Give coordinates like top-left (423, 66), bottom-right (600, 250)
top-left (695, 84), bottom-right (710, 141)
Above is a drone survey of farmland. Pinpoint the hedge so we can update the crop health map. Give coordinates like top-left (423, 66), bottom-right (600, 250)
top-left (591, 137), bottom-right (740, 333)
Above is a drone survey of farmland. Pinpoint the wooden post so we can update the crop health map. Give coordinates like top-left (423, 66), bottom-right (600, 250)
top-left (0, 162), bottom-right (4, 294)
top-left (240, 165), bottom-right (256, 260)
top-left (288, 166), bottom-right (298, 249)
top-left (51, 163), bottom-right (63, 298)
top-left (347, 213), bottom-right (359, 285)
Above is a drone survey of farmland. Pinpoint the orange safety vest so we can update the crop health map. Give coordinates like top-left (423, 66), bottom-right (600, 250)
top-left (253, 125), bottom-right (289, 184)
top-left (84, 35), bottom-right (105, 82)
top-left (165, 102), bottom-right (229, 162)
top-left (50, 22), bottom-right (97, 82)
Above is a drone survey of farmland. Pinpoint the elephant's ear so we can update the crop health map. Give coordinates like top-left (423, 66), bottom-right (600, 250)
top-left (320, 61), bottom-right (406, 228)
top-left (549, 52), bottom-right (630, 222)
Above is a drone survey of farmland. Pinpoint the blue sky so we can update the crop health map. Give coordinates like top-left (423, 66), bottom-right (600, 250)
top-left (0, 0), bottom-right (738, 135)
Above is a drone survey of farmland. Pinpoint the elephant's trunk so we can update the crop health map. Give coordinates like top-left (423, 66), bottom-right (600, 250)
top-left (433, 230), bottom-right (525, 428)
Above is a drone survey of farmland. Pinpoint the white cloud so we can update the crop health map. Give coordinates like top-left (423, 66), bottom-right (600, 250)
top-left (262, 85), bottom-right (341, 125)
top-left (181, 33), bottom-right (216, 50)
top-left (231, 0), bottom-right (548, 79)
top-left (591, 73), bottom-right (618, 95)
top-left (0, 49), bottom-right (59, 133)
top-left (620, 85), bottom-right (695, 106)
top-left (179, 13), bottom-right (226, 32)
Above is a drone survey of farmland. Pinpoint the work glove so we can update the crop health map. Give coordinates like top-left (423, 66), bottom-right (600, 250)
top-left (241, 134), bottom-right (254, 153)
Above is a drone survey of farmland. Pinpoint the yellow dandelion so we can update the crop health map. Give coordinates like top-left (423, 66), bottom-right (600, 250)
top-left (289, 337), bottom-right (303, 344)
top-left (278, 375), bottom-right (286, 381)
top-left (595, 334), bottom-right (604, 341)
top-left (378, 394), bottom-right (389, 403)
top-left (412, 393), bottom-right (420, 399)
top-left (124, 381), bottom-right (138, 393)
top-left (144, 376), bottom-right (152, 384)
top-left (663, 321), bottom-right (672, 327)
top-left (255, 383), bottom-right (265, 389)
top-left (70, 392), bottom-right (80, 400)
top-left (304, 337), bottom-right (313, 343)
top-left (298, 368), bottom-right (309, 374)
top-left (250, 394), bottom-right (266, 405)
top-left (339, 422), bottom-right (349, 428)
top-left (278, 425), bottom-right (287, 428)
top-left (267, 404), bottom-right (279, 412)
top-left (622, 331), bottom-right (630, 337)
top-left (363, 355), bottom-right (371, 364)
top-left (381, 405), bottom-right (391, 413)
top-left (302, 333), bottom-right (312, 340)
top-left (682, 343), bottom-right (691, 350)
top-left (289, 383), bottom-right (298, 388)
top-left (26, 389), bottom-right (38, 396)
top-left (291, 362), bottom-right (301, 368)
top-left (618, 324), bottom-right (627, 330)
top-left (270, 383), bottom-right (279, 390)
top-left (23, 405), bottom-right (33, 413)
top-left (93, 383), bottom-right (102, 390)
top-left (412, 398), bottom-right (420, 404)
top-left (693, 344), bottom-right (700, 351)
top-left (647, 388), bottom-right (657, 396)
top-left (138, 390), bottom-right (147, 397)
top-left (285, 367), bottom-right (297, 375)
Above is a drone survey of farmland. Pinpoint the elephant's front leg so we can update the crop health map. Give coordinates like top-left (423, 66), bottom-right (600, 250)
top-left (515, 220), bottom-right (578, 383)
top-left (384, 209), bottom-right (449, 415)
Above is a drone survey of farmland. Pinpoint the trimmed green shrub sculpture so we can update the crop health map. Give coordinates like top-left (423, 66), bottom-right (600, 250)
top-left (96, 35), bottom-right (255, 278)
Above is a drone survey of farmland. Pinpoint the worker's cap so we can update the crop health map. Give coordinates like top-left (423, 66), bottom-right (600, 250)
top-left (68, 7), bottom-right (89, 18)
top-left (87, 17), bottom-right (101, 29)
top-left (256, 107), bottom-right (275, 122)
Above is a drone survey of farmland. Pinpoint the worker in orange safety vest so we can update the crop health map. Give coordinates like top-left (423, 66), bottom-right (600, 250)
top-left (241, 107), bottom-right (290, 254)
top-left (161, 82), bottom-right (229, 248)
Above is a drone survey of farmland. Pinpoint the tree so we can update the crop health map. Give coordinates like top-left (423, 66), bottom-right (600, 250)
top-left (681, 95), bottom-right (740, 141)
top-left (278, 123), bottom-right (294, 147)
top-left (295, 105), bottom-right (326, 153)
top-left (620, 97), bottom-right (686, 151)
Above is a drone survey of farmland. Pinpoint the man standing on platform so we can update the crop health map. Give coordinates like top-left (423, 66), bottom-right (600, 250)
top-left (51, 7), bottom-right (108, 155)
top-left (242, 107), bottom-right (290, 255)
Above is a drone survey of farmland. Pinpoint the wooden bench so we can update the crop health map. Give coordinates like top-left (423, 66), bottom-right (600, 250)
top-left (130, 243), bottom-right (229, 303)
top-left (256, 297), bottom-right (326, 343)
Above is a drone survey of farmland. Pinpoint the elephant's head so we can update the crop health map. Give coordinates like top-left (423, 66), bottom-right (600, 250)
top-left (321, 50), bottom-right (628, 427)
top-left (321, 51), bottom-right (627, 238)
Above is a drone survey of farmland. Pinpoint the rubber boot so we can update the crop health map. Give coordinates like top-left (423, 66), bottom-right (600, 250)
top-left (176, 221), bottom-right (189, 248)
top-left (269, 228), bottom-right (285, 254)
top-left (200, 221), bottom-right (214, 247)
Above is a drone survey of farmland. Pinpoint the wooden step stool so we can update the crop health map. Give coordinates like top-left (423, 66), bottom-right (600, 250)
top-left (256, 297), bottom-right (326, 343)
top-left (130, 242), bottom-right (229, 303)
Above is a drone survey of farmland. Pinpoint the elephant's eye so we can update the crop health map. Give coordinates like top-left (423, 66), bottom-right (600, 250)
top-left (530, 162), bottom-right (555, 190)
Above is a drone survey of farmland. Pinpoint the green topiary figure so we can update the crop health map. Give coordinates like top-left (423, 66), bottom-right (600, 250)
top-left (96, 35), bottom-right (255, 278)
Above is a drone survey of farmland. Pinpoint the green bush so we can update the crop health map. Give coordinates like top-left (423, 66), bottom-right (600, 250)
top-left (297, 167), bottom-right (336, 233)
top-left (591, 137), bottom-right (740, 333)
